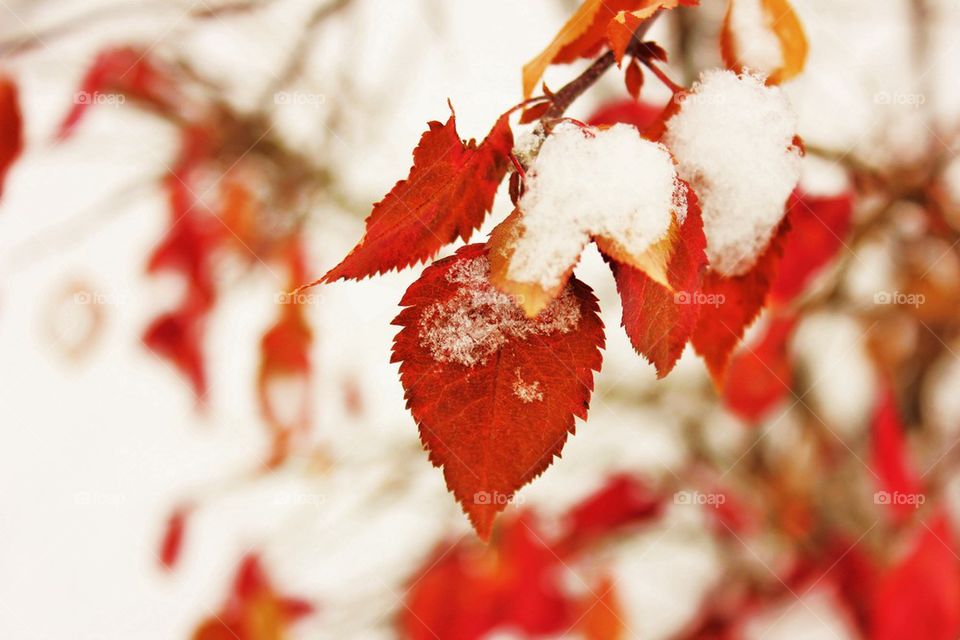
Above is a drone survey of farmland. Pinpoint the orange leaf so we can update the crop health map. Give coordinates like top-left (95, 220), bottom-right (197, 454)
top-left (606, 1), bottom-right (696, 64)
top-left (577, 576), bottom-right (626, 640)
top-left (392, 245), bottom-right (604, 539)
top-left (770, 190), bottom-right (853, 305)
top-left (320, 106), bottom-right (513, 283)
top-left (0, 75), bottom-right (22, 198)
top-left (690, 217), bottom-right (789, 383)
top-left (525, 0), bottom-right (625, 99)
top-left (720, 0), bottom-right (808, 84)
top-left (606, 182), bottom-right (706, 377)
top-left (721, 314), bottom-right (796, 421)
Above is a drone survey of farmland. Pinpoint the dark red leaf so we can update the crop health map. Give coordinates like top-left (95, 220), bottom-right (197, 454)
top-left (0, 75), bottom-right (22, 198)
top-left (722, 314), bottom-right (796, 422)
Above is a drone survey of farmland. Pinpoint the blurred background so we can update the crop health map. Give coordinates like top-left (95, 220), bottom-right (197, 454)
top-left (2, 0), bottom-right (960, 638)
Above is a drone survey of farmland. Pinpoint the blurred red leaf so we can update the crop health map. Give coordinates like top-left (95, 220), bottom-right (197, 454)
top-left (392, 245), bottom-right (604, 539)
top-left (559, 474), bottom-right (664, 552)
top-left (319, 106), bottom-right (513, 283)
top-left (871, 384), bottom-right (923, 523)
top-left (690, 217), bottom-right (790, 383)
top-left (722, 314), bottom-right (796, 422)
top-left (58, 46), bottom-right (180, 139)
top-left (624, 58), bottom-right (644, 100)
top-left (587, 98), bottom-right (664, 130)
top-left (872, 514), bottom-right (960, 640)
top-left (771, 190), bottom-right (853, 305)
top-left (606, 182), bottom-right (706, 377)
top-left (0, 75), bottom-right (22, 198)
top-left (576, 575), bottom-right (626, 640)
top-left (158, 505), bottom-right (190, 570)
top-left (143, 300), bottom-right (209, 398)
top-left (403, 514), bottom-right (573, 640)
top-left (193, 553), bottom-right (314, 640)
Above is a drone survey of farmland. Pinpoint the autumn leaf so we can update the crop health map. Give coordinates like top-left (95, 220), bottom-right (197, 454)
top-left (872, 514), bottom-right (960, 640)
top-left (318, 105), bottom-right (513, 283)
top-left (606, 182), bottom-right (706, 377)
top-left (720, 0), bottom-right (808, 84)
top-left (58, 47), bottom-right (180, 139)
top-left (871, 383), bottom-right (923, 523)
top-left (721, 314), bottom-right (796, 421)
top-left (576, 576), bottom-right (626, 640)
top-left (143, 300), bottom-right (209, 399)
top-left (193, 553), bottom-right (314, 640)
top-left (403, 514), bottom-right (574, 639)
top-left (624, 58), bottom-right (645, 99)
top-left (558, 473), bottom-right (664, 552)
top-left (606, 1), bottom-right (697, 64)
top-left (770, 190), bottom-right (853, 305)
top-left (0, 75), bottom-right (22, 198)
top-left (522, 0), bottom-right (695, 98)
top-left (158, 505), bottom-right (191, 570)
top-left (392, 245), bottom-right (604, 539)
top-left (690, 217), bottom-right (790, 383)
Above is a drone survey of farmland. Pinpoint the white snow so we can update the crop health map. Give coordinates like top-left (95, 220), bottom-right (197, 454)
top-left (419, 256), bottom-right (581, 367)
top-left (726, 0), bottom-right (784, 75)
top-left (507, 122), bottom-right (681, 289)
top-left (665, 70), bottom-right (802, 276)
top-left (512, 369), bottom-right (543, 403)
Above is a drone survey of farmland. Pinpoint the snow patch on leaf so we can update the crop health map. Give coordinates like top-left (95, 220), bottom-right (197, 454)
top-left (514, 369), bottom-right (544, 403)
top-left (419, 256), bottom-right (581, 366)
top-left (665, 70), bottom-right (801, 277)
top-left (508, 123), bottom-right (679, 290)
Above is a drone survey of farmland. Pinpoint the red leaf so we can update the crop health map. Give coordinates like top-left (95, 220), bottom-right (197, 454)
top-left (559, 473), bottom-right (663, 551)
top-left (771, 190), bottom-right (853, 305)
top-left (722, 314), bottom-right (796, 422)
top-left (143, 301), bottom-right (208, 399)
top-left (320, 106), bottom-right (513, 283)
top-left (606, 182), bottom-right (706, 376)
top-left (871, 383), bottom-right (923, 522)
top-left (624, 58), bottom-right (645, 100)
top-left (58, 47), bottom-right (179, 140)
top-left (403, 514), bottom-right (573, 639)
top-left (158, 505), bottom-right (190, 570)
top-left (587, 98), bottom-right (664, 130)
top-left (872, 514), bottom-right (960, 640)
top-left (690, 217), bottom-right (789, 383)
top-left (392, 245), bottom-right (604, 539)
top-left (0, 75), bottom-right (22, 198)
top-left (193, 553), bottom-right (314, 640)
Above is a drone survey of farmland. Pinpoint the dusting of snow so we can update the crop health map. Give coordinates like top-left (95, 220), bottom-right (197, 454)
top-left (512, 129), bottom-right (545, 168)
top-left (665, 70), bottom-right (801, 277)
top-left (507, 123), bottom-right (680, 289)
top-left (512, 369), bottom-right (544, 403)
top-left (727, 0), bottom-right (784, 75)
top-left (419, 256), bottom-right (581, 367)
